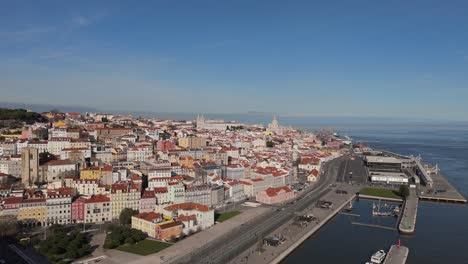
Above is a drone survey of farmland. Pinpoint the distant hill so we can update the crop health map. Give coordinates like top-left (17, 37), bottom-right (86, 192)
top-left (0, 102), bottom-right (98, 114)
top-left (0, 108), bottom-right (46, 124)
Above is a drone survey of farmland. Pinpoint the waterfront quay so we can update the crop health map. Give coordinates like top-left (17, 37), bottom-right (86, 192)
top-left (418, 169), bottom-right (467, 203)
top-left (399, 189), bottom-right (418, 234)
top-left (383, 245), bottom-right (409, 264)
top-left (229, 183), bottom-right (361, 264)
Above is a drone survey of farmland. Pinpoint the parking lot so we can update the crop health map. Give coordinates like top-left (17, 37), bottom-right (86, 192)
top-left (338, 155), bottom-right (369, 184)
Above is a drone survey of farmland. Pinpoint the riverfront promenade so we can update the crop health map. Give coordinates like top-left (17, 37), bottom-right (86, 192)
top-left (99, 206), bottom-right (271, 264)
top-left (229, 183), bottom-right (360, 264)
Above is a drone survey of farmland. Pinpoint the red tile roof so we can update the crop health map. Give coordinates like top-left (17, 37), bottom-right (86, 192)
top-left (164, 202), bottom-right (211, 212)
top-left (134, 212), bottom-right (162, 222)
top-left (85, 195), bottom-right (110, 203)
top-left (46, 159), bottom-right (75, 166)
top-left (311, 169), bottom-right (319, 177)
top-left (264, 186), bottom-right (293, 197)
top-left (179, 213), bottom-right (199, 222)
top-left (154, 187), bottom-right (168, 193)
top-left (159, 221), bottom-right (182, 229)
top-left (3, 196), bottom-right (23, 204)
top-left (142, 190), bottom-right (155, 199)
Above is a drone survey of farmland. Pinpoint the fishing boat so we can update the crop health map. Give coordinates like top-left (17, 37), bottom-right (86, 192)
top-left (346, 201), bottom-right (353, 211)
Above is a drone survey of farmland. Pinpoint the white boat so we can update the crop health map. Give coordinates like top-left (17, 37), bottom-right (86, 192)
top-left (370, 249), bottom-right (386, 264)
top-left (393, 206), bottom-right (400, 216)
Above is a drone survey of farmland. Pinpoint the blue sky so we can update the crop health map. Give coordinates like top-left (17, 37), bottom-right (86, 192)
top-left (1, 0), bottom-right (468, 120)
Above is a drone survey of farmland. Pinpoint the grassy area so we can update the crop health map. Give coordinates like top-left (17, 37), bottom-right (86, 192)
top-left (359, 187), bottom-right (402, 199)
top-left (215, 211), bottom-right (241, 222)
top-left (117, 239), bottom-right (172, 256)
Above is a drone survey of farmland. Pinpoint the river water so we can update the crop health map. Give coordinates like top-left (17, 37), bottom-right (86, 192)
top-left (285, 125), bottom-right (468, 263)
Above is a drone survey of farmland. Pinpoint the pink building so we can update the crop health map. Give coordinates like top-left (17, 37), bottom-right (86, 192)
top-left (140, 190), bottom-right (156, 213)
top-left (256, 186), bottom-right (295, 204)
top-left (71, 197), bottom-right (86, 223)
top-left (156, 140), bottom-right (175, 151)
top-left (21, 127), bottom-right (33, 139)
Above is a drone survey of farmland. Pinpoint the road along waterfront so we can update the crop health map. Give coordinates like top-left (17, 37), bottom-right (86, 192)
top-left (169, 155), bottom-right (350, 264)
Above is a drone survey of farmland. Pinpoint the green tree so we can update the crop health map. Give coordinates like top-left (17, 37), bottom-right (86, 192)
top-left (266, 141), bottom-right (275, 148)
top-left (125, 237), bottom-right (135, 244)
top-left (119, 208), bottom-right (139, 226)
top-left (399, 185), bottom-right (410, 199)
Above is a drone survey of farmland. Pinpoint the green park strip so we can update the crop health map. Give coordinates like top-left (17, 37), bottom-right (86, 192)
top-left (117, 239), bottom-right (173, 256)
top-left (215, 211), bottom-right (242, 222)
top-left (359, 187), bottom-right (402, 199)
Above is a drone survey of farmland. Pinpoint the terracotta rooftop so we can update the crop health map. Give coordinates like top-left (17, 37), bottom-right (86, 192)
top-left (134, 212), bottom-right (162, 222)
top-left (264, 186), bottom-right (293, 197)
top-left (177, 214), bottom-right (196, 222)
top-left (85, 195), bottom-right (110, 203)
top-left (164, 202), bottom-right (211, 212)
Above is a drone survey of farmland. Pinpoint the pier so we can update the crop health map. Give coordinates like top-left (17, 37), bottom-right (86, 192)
top-left (418, 169), bottom-right (467, 203)
top-left (338, 212), bottom-right (360, 217)
top-left (398, 189), bottom-right (418, 234)
top-left (383, 245), bottom-right (409, 264)
top-left (351, 222), bottom-right (397, 231)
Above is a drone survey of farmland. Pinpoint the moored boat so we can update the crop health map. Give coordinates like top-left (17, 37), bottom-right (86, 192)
top-left (370, 249), bottom-right (386, 264)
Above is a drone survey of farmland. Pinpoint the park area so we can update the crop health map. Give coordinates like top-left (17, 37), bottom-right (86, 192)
top-left (359, 187), bottom-right (403, 199)
top-left (215, 211), bottom-right (241, 222)
top-left (117, 239), bottom-right (173, 256)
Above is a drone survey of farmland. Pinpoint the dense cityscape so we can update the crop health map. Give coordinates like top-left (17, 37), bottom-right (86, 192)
top-left (2, 1), bottom-right (468, 264)
top-left (0, 109), bottom-right (349, 263)
top-left (1, 108), bottom-right (465, 264)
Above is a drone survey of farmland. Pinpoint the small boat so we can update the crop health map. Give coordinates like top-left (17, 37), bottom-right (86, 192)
top-left (372, 200), bottom-right (392, 216)
top-left (370, 249), bottom-right (386, 264)
top-left (346, 201), bottom-right (353, 211)
top-left (393, 206), bottom-right (400, 216)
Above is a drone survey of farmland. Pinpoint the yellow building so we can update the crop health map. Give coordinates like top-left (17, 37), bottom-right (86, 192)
top-left (53, 120), bottom-right (67, 128)
top-left (131, 212), bottom-right (178, 239)
top-left (178, 137), bottom-right (206, 149)
top-left (18, 198), bottom-right (47, 226)
top-left (110, 181), bottom-right (141, 219)
top-left (80, 165), bottom-right (112, 180)
top-left (0, 134), bottom-right (22, 139)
